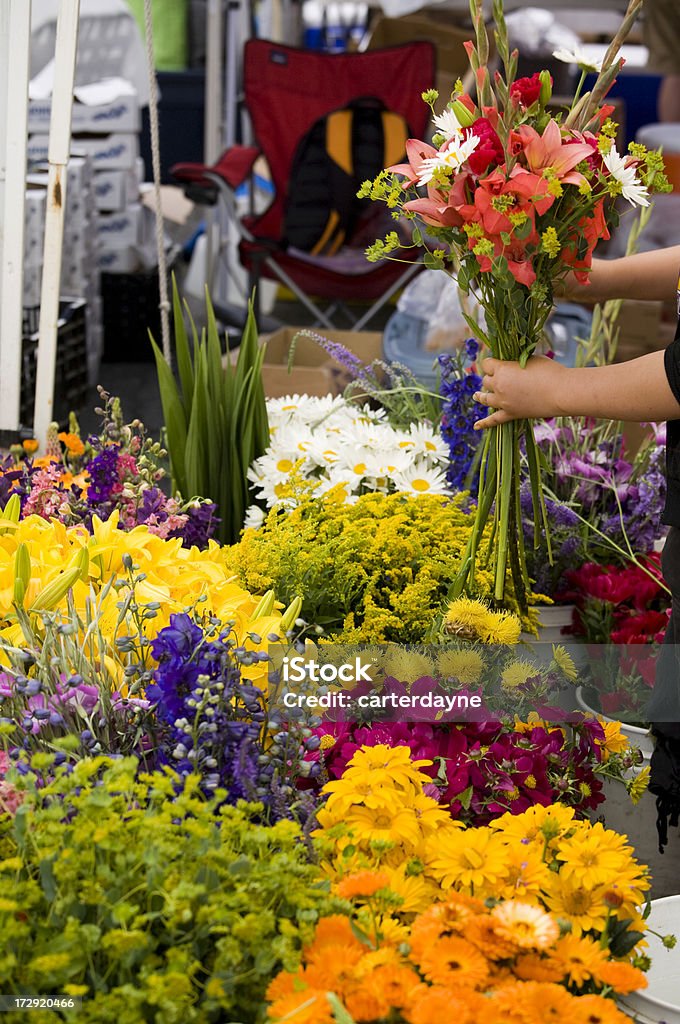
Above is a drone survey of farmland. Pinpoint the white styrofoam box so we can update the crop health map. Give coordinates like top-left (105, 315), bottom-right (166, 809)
top-left (97, 203), bottom-right (145, 250)
top-left (94, 165), bottom-right (142, 212)
top-left (28, 91), bottom-right (141, 135)
top-left (24, 185), bottom-right (47, 266)
top-left (23, 265), bottom-right (43, 308)
top-left (28, 133), bottom-right (139, 171)
top-left (97, 246), bottom-right (143, 274)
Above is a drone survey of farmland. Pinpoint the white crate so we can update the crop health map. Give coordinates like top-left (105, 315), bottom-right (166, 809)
top-left (94, 164), bottom-right (142, 212)
top-left (28, 88), bottom-right (141, 135)
top-left (28, 132), bottom-right (139, 171)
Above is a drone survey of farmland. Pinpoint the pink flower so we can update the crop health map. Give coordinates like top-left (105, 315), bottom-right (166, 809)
top-left (513, 118), bottom-right (593, 186)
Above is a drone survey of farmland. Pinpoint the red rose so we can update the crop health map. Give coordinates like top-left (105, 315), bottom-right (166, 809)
top-left (510, 73), bottom-right (545, 108)
top-left (464, 117), bottom-right (504, 175)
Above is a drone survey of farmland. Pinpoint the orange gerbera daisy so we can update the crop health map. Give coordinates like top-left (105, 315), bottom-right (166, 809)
top-left (550, 933), bottom-right (609, 987)
top-left (573, 993), bottom-right (637, 1024)
top-left (344, 980), bottom-right (388, 1023)
top-left (362, 963), bottom-right (421, 1009)
top-left (266, 970), bottom-right (299, 1003)
top-left (416, 936), bottom-right (489, 989)
top-left (308, 914), bottom-right (364, 953)
top-left (335, 869), bottom-right (392, 900)
top-left (58, 431), bottom-right (85, 456)
top-left (409, 894), bottom-right (484, 958)
top-left (594, 960), bottom-right (648, 995)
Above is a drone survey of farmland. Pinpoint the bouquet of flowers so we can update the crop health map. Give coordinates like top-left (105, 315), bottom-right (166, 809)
top-left (362, 0), bottom-right (668, 610)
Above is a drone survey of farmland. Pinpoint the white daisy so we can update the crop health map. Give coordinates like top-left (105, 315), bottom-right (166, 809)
top-left (417, 133), bottom-right (480, 185)
top-left (266, 394), bottom-right (316, 420)
top-left (243, 505), bottom-right (266, 530)
top-left (602, 144), bottom-right (650, 206)
top-left (392, 465), bottom-right (451, 496)
top-left (432, 107), bottom-right (463, 137)
top-left (403, 422), bottom-right (450, 463)
top-left (552, 46), bottom-right (603, 72)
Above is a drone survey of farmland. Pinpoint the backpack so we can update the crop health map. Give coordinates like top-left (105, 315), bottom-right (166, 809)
top-left (282, 97), bottom-right (409, 256)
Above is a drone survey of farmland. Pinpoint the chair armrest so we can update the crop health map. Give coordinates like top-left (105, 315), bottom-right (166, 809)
top-left (170, 145), bottom-right (262, 191)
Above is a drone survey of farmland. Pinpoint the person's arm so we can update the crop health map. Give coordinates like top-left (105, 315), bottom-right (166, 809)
top-left (473, 350), bottom-right (680, 429)
top-left (562, 245), bottom-right (680, 303)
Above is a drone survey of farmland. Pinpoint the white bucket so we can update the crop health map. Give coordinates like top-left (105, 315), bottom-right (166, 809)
top-left (618, 896), bottom-right (680, 1023)
top-left (534, 603), bottom-right (576, 643)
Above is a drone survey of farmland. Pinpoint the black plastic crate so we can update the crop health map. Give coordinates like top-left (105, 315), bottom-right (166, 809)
top-left (101, 266), bottom-right (173, 363)
top-left (21, 299), bottom-right (89, 429)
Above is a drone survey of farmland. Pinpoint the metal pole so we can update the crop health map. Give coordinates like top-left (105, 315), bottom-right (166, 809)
top-left (0, 0), bottom-right (31, 436)
top-left (204, 0), bottom-right (223, 164)
top-left (33, 0), bottom-right (80, 446)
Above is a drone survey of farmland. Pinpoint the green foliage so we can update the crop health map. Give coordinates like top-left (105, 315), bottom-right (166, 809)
top-left (0, 758), bottom-right (335, 1024)
top-left (151, 280), bottom-right (269, 544)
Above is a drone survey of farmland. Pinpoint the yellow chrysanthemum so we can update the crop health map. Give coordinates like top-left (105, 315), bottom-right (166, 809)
top-left (597, 720), bottom-right (631, 757)
top-left (491, 803), bottom-right (576, 847)
top-left (490, 901), bottom-right (560, 951)
top-left (381, 865), bottom-right (438, 915)
top-left (380, 646), bottom-right (435, 684)
top-left (494, 842), bottom-right (552, 901)
top-left (550, 933), bottom-right (608, 986)
top-left (500, 659), bottom-right (537, 690)
top-left (555, 823), bottom-right (634, 888)
top-left (426, 826), bottom-right (509, 894)
top-left (627, 765), bottom-right (650, 804)
top-left (435, 648), bottom-right (485, 684)
top-left (542, 877), bottom-right (609, 937)
top-left (551, 644), bottom-right (578, 681)
top-left (444, 598), bottom-right (522, 645)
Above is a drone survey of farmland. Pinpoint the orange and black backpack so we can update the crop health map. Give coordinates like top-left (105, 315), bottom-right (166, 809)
top-left (282, 97), bottom-right (409, 256)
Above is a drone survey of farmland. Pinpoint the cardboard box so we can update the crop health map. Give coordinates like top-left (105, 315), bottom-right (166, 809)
top-left (97, 246), bottom-right (143, 274)
top-left (258, 328), bottom-right (384, 398)
top-left (613, 299), bottom-right (664, 363)
top-left (28, 91), bottom-right (141, 135)
top-left (97, 203), bottom-right (145, 250)
top-left (28, 132), bottom-right (139, 171)
top-left (94, 160), bottom-right (144, 212)
top-left (367, 14), bottom-right (478, 113)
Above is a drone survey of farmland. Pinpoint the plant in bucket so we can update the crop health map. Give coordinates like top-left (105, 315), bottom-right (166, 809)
top-left (360, 0), bottom-right (669, 612)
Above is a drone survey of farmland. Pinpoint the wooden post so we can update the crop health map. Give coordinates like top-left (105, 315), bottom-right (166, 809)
top-left (33, 0), bottom-right (80, 446)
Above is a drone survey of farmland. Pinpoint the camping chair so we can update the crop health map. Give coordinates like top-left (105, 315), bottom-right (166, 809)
top-left (170, 38), bottom-right (436, 331)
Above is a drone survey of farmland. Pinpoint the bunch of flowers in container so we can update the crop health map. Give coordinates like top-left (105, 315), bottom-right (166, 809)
top-left (266, 888), bottom-right (648, 1024)
top-left (245, 394), bottom-right (450, 528)
top-left (0, 390), bottom-right (217, 548)
top-left (361, 0), bottom-right (669, 609)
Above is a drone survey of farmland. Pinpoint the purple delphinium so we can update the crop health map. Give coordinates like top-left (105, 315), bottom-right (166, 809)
top-left (438, 339), bottom-right (483, 493)
top-left (172, 501), bottom-right (219, 549)
top-left (85, 444), bottom-right (120, 506)
top-left (148, 614), bottom-right (276, 806)
top-left (520, 482), bottom-right (585, 597)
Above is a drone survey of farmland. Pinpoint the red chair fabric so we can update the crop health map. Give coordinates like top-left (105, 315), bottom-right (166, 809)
top-left (172, 39), bottom-right (437, 320)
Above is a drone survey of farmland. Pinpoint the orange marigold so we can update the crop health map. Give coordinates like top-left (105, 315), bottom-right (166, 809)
top-left (491, 980), bottom-right (576, 1024)
top-left (402, 985), bottom-right (488, 1024)
top-left (268, 989), bottom-right (334, 1024)
top-left (594, 960), bottom-right (648, 995)
top-left (466, 915), bottom-right (519, 960)
top-left (514, 953), bottom-right (564, 984)
top-left (572, 993), bottom-right (637, 1024)
top-left (335, 869), bottom-right (392, 900)
top-left (416, 936), bottom-right (489, 989)
top-left (58, 431), bottom-right (85, 456)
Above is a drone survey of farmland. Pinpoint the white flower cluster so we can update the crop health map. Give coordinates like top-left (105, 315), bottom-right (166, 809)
top-left (244, 394), bottom-right (450, 528)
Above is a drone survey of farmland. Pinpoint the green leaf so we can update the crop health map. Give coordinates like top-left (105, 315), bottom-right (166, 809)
top-left (172, 275), bottom-right (194, 412)
top-left (150, 334), bottom-right (188, 494)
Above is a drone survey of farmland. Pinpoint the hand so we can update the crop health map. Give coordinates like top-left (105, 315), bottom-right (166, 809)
top-left (473, 355), bottom-right (568, 429)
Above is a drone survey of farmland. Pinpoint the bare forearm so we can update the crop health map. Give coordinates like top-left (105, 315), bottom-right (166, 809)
top-left (474, 349), bottom-right (680, 429)
top-left (572, 246), bottom-right (680, 303)
top-left (560, 350), bottom-right (680, 421)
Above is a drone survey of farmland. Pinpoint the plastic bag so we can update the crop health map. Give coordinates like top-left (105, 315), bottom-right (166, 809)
top-left (505, 7), bottom-right (580, 58)
top-left (424, 276), bottom-right (485, 353)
